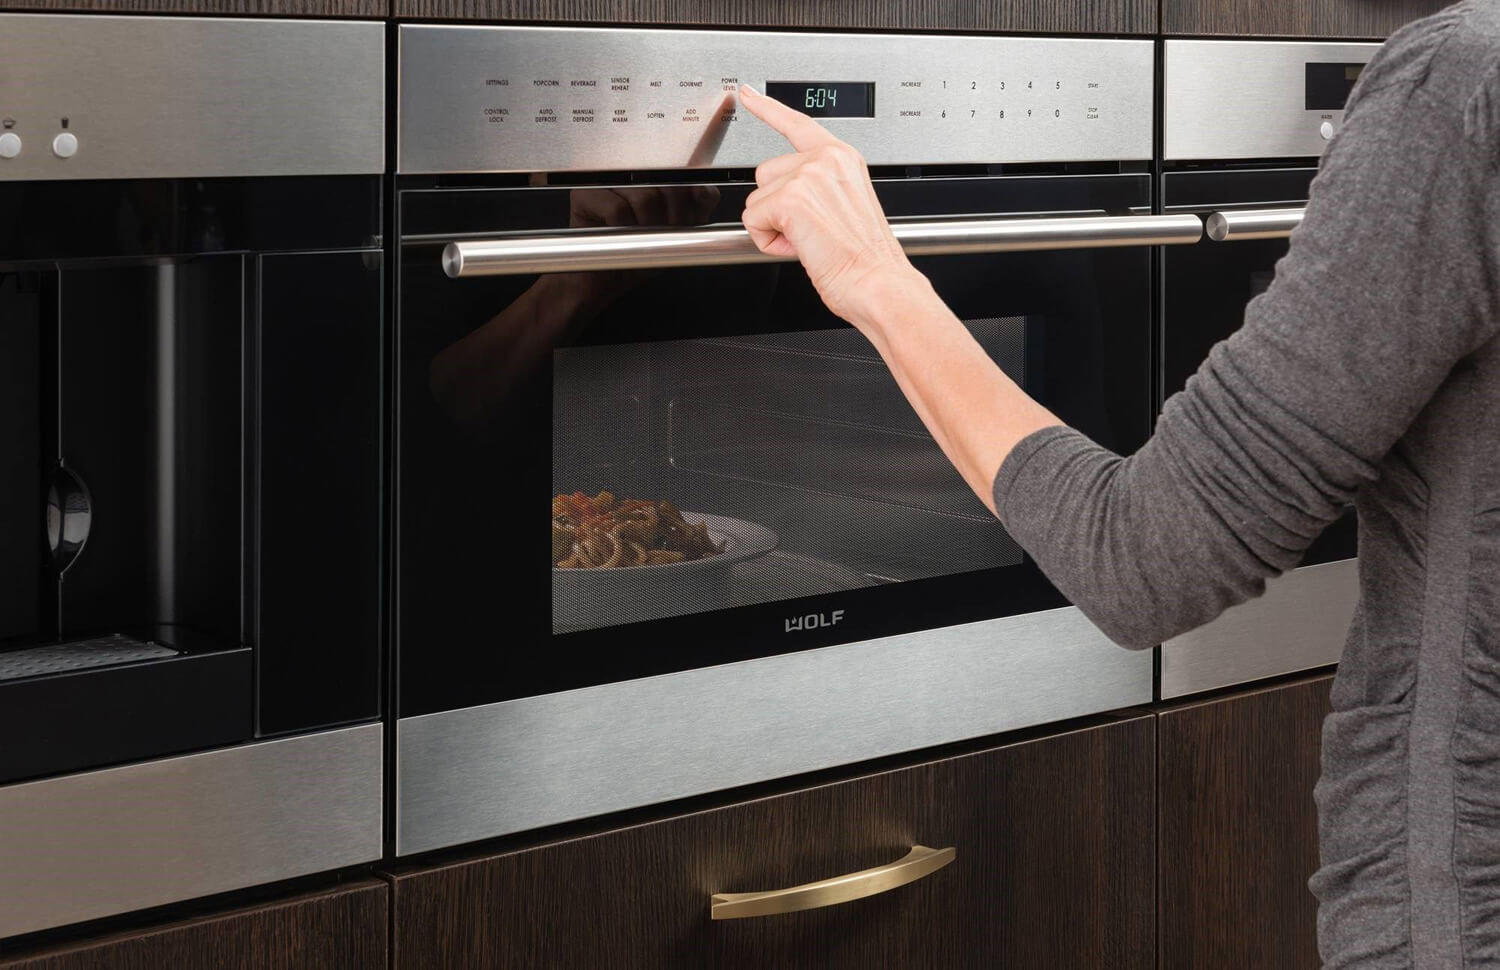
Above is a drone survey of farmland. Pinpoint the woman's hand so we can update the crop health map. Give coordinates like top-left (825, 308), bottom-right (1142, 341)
top-left (738, 85), bottom-right (1062, 516)
top-left (738, 84), bottom-right (921, 329)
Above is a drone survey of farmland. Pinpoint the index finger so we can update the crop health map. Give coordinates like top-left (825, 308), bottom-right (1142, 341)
top-left (739, 84), bottom-right (840, 152)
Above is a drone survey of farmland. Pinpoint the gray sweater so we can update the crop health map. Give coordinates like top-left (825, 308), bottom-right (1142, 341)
top-left (991, 4), bottom-right (1500, 967)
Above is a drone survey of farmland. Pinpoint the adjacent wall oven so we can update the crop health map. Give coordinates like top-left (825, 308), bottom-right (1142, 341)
top-left (394, 26), bottom-right (1193, 856)
top-left (1156, 40), bottom-right (1378, 698)
top-left (0, 16), bottom-right (385, 939)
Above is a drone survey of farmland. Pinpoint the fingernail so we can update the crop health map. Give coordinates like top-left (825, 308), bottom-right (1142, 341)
top-left (739, 83), bottom-right (758, 98)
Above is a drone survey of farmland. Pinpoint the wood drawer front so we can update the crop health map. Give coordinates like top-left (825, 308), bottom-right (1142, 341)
top-left (1158, 674), bottom-right (1333, 970)
top-left (388, 715), bottom-right (1154, 970)
top-left (1164, 0), bottom-right (1453, 38)
top-left (0, 0), bottom-right (385, 17)
top-left (0, 881), bottom-right (387, 970)
top-left (390, 0), bottom-right (1155, 35)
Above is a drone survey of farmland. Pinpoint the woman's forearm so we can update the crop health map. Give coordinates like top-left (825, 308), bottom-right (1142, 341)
top-left (852, 268), bottom-right (1062, 515)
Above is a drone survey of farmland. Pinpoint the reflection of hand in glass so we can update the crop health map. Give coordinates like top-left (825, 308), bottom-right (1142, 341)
top-left (429, 183), bottom-right (721, 433)
top-left (569, 185), bottom-right (722, 230)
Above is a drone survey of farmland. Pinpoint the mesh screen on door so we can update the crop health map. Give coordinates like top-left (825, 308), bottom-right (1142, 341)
top-left (552, 319), bottom-right (1028, 633)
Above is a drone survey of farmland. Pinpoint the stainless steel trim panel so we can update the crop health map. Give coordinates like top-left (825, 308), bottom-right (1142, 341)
top-left (1207, 207), bottom-right (1306, 241)
top-left (0, 15), bottom-right (385, 181)
top-left (1164, 40), bottom-right (1379, 161)
top-left (399, 26), bottom-right (1154, 173)
top-left (443, 213), bottom-right (1204, 277)
top-left (396, 606), bottom-right (1150, 855)
top-left (1160, 559), bottom-right (1357, 699)
top-left (0, 723), bottom-right (383, 939)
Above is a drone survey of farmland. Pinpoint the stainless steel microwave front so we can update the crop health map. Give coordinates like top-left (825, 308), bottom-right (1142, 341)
top-left (397, 610), bottom-right (1149, 855)
top-left (393, 27), bottom-right (1164, 857)
top-left (399, 25), bottom-right (1155, 173)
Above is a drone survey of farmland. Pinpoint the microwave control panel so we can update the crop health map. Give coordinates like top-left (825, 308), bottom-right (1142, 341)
top-left (1163, 40), bottom-right (1379, 161)
top-left (398, 26), bottom-right (1154, 174)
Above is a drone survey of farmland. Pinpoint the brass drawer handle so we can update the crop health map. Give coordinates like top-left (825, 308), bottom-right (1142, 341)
top-left (710, 845), bottom-right (956, 920)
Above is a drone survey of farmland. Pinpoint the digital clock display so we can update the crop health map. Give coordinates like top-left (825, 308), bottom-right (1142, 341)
top-left (764, 81), bottom-right (875, 118)
top-left (1305, 62), bottom-right (1365, 111)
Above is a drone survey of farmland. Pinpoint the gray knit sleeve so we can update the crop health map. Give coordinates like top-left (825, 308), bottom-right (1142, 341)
top-left (991, 38), bottom-right (1500, 648)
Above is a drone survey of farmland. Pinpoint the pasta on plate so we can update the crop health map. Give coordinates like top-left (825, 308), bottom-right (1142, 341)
top-left (553, 491), bottom-right (723, 569)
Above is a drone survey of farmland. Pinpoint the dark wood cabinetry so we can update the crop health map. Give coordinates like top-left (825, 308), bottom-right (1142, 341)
top-left (0, 680), bottom-right (1337, 967)
top-left (0, 0), bottom-right (385, 17)
top-left (385, 715), bottom-right (1155, 970)
top-left (1157, 673), bottom-right (1334, 970)
top-left (0, 881), bottom-right (387, 970)
top-left (390, 0), bottom-right (1154, 35)
top-left (1164, 0), bottom-right (1453, 38)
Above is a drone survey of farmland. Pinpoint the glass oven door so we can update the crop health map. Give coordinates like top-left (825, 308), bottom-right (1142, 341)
top-left (397, 172), bottom-right (1188, 718)
top-left (1158, 166), bottom-right (1356, 697)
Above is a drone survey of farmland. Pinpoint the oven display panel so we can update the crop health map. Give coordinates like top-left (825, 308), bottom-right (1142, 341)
top-left (1305, 62), bottom-right (1364, 111)
top-left (764, 81), bottom-right (875, 118)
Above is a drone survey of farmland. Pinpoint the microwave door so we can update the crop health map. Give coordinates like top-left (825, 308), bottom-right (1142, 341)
top-left (398, 196), bottom-right (1199, 713)
top-left (394, 178), bottom-right (1182, 850)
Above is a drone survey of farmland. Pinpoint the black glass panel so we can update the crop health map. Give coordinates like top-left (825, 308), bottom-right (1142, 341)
top-left (49, 258), bottom-right (244, 649)
top-left (0, 260), bottom-right (256, 780)
top-left (1160, 168), bottom-right (1319, 404)
top-left (1162, 234), bottom-right (1293, 403)
top-left (1160, 167), bottom-right (1355, 566)
top-left (403, 172), bottom-right (1149, 237)
top-left (1161, 167), bottom-right (1316, 210)
top-left (1306, 63), bottom-right (1365, 112)
top-left (0, 185), bottom-right (383, 778)
top-left (0, 648), bottom-right (252, 786)
top-left (256, 251), bottom-right (383, 735)
top-left (0, 274), bottom-right (42, 646)
top-left (0, 176), bottom-right (380, 265)
top-left (397, 175), bottom-right (1152, 716)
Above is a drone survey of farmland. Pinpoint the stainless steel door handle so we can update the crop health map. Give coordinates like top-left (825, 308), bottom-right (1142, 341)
top-left (441, 213), bottom-right (1205, 278)
top-left (1205, 207), bottom-right (1305, 242)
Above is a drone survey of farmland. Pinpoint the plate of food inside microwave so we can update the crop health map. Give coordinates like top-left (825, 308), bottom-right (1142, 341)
top-left (552, 491), bottom-right (779, 631)
top-left (552, 491), bottom-right (778, 574)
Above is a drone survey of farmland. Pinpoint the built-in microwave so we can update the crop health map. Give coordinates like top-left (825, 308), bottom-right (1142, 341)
top-left (0, 15), bottom-right (385, 941)
top-left (1156, 40), bottom-right (1378, 698)
top-left (391, 25), bottom-right (1193, 856)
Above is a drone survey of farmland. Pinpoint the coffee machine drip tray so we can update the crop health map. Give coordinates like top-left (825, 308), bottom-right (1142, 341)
top-left (0, 635), bottom-right (178, 682)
